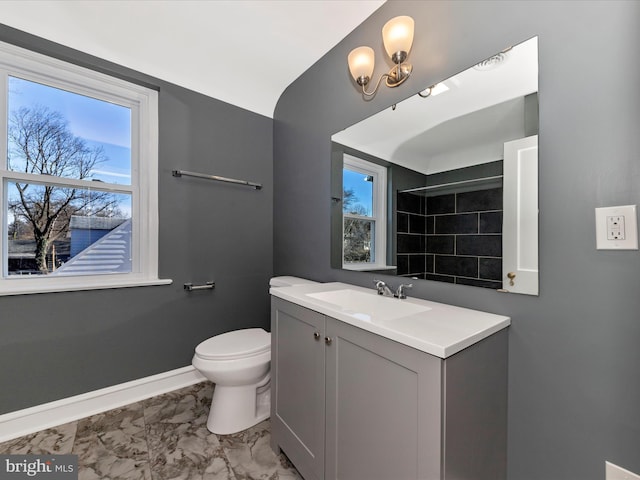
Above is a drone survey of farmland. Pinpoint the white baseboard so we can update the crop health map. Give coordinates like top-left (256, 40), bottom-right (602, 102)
top-left (0, 366), bottom-right (207, 443)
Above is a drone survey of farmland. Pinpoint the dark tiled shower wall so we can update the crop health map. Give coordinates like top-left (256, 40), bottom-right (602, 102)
top-left (396, 188), bottom-right (503, 289)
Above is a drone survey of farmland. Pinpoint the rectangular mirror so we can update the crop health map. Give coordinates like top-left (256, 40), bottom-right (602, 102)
top-left (331, 37), bottom-right (538, 295)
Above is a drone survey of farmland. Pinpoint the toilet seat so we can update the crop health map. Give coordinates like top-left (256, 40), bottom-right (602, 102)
top-left (195, 328), bottom-right (270, 361)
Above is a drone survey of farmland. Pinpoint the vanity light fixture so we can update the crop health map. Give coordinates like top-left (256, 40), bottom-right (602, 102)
top-left (347, 15), bottom-right (414, 97)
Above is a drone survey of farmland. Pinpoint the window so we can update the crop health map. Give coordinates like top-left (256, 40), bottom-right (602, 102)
top-left (0, 41), bottom-right (166, 295)
top-left (342, 154), bottom-right (387, 269)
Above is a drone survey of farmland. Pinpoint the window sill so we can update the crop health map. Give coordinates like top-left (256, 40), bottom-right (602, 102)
top-left (342, 264), bottom-right (397, 272)
top-left (0, 277), bottom-right (173, 296)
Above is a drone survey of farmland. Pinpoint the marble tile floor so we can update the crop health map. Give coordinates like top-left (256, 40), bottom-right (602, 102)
top-left (0, 382), bottom-right (302, 480)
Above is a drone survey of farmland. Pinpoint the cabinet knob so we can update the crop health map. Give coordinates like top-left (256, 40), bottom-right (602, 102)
top-left (507, 272), bottom-right (516, 286)
top-left (325, 337), bottom-right (332, 345)
top-left (313, 331), bottom-right (321, 341)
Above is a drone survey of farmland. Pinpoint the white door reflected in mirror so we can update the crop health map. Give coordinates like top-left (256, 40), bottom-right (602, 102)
top-left (502, 135), bottom-right (539, 295)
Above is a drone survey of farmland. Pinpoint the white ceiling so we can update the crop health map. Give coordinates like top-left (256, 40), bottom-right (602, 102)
top-left (0, 0), bottom-right (385, 118)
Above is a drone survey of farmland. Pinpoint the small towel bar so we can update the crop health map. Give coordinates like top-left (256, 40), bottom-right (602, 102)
top-left (184, 282), bottom-right (215, 291)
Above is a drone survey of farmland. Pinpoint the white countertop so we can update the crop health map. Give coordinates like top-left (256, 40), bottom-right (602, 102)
top-left (270, 282), bottom-right (510, 358)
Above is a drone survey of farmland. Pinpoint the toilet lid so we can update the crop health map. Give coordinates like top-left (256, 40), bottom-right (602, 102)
top-left (195, 328), bottom-right (270, 360)
top-left (269, 276), bottom-right (318, 287)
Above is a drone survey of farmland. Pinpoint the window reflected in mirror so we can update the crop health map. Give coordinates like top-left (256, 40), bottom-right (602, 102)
top-left (342, 155), bottom-right (388, 270)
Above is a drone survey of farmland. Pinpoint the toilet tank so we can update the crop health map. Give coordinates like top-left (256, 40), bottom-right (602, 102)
top-left (269, 276), bottom-right (318, 288)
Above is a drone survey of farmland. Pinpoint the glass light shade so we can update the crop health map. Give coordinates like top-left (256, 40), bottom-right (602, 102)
top-left (382, 16), bottom-right (414, 59)
top-left (348, 46), bottom-right (375, 82)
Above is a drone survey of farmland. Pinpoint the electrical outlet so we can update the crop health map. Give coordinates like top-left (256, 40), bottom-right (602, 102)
top-left (606, 461), bottom-right (640, 480)
top-left (607, 215), bottom-right (625, 240)
top-left (596, 205), bottom-right (638, 250)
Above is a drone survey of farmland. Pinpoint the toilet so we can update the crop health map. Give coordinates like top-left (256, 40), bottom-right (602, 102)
top-left (192, 276), bottom-right (317, 435)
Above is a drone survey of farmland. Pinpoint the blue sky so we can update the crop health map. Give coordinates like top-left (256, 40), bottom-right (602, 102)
top-left (6, 76), bottom-right (133, 224)
top-left (8, 76), bottom-right (131, 185)
top-left (343, 168), bottom-right (373, 216)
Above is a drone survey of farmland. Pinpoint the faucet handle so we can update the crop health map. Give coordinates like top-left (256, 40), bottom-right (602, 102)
top-left (373, 278), bottom-right (386, 288)
top-left (395, 283), bottom-right (413, 299)
top-left (374, 279), bottom-right (394, 296)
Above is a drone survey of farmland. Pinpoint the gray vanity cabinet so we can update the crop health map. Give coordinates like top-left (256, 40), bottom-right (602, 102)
top-left (271, 297), bottom-right (508, 480)
top-left (270, 298), bottom-right (326, 480)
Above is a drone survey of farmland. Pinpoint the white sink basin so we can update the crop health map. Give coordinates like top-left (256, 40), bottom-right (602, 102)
top-left (306, 289), bottom-right (431, 321)
top-left (271, 281), bottom-right (511, 358)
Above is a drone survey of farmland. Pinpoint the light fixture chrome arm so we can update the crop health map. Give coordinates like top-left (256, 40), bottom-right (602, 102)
top-left (417, 86), bottom-right (433, 98)
top-left (358, 73), bottom-right (392, 97)
top-left (356, 62), bottom-right (413, 97)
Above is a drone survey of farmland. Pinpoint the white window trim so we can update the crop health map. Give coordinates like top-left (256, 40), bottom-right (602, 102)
top-left (342, 154), bottom-right (388, 270)
top-left (0, 41), bottom-right (171, 296)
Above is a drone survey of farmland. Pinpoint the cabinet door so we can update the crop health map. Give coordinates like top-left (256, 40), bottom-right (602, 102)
top-left (271, 298), bottom-right (325, 480)
top-left (324, 318), bottom-right (442, 480)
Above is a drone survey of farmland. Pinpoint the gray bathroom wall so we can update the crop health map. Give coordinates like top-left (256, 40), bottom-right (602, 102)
top-left (274, 2), bottom-right (640, 479)
top-left (0, 25), bottom-right (273, 414)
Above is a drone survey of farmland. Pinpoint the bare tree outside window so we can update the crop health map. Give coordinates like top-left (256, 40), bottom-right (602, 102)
top-left (343, 187), bottom-right (373, 262)
top-left (8, 105), bottom-right (122, 273)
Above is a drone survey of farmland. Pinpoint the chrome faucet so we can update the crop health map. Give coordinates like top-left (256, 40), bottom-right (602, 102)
top-left (395, 283), bottom-right (413, 299)
top-left (374, 280), bottom-right (413, 299)
top-left (374, 279), bottom-right (394, 297)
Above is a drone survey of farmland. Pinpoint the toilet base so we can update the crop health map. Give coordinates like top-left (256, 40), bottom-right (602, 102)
top-left (206, 377), bottom-right (271, 435)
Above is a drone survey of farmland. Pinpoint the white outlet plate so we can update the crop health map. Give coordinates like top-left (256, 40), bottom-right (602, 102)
top-left (596, 205), bottom-right (638, 250)
top-left (606, 461), bottom-right (640, 480)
